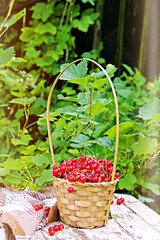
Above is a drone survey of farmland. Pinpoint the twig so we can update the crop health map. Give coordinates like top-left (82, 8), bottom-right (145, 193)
top-left (0, 0), bottom-right (16, 36)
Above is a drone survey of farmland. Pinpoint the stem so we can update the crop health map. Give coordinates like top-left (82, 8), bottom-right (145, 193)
top-left (89, 90), bottom-right (92, 117)
top-left (59, 2), bottom-right (68, 29)
top-left (26, 121), bottom-right (37, 129)
top-left (23, 105), bottom-right (30, 129)
top-left (7, 173), bottom-right (31, 183)
top-left (22, 161), bottom-right (34, 182)
top-left (145, 147), bottom-right (160, 168)
top-left (0, 0), bottom-right (16, 37)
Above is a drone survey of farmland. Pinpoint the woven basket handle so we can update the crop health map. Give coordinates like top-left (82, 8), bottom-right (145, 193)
top-left (46, 58), bottom-right (119, 181)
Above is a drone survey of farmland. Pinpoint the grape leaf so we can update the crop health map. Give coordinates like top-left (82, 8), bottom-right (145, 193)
top-left (86, 102), bottom-right (107, 117)
top-left (0, 47), bottom-right (14, 66)
top-left (131, 137), bottom-right (158, 156)
top-left (35, 23), bottom-right (57, 35)
top-left (119, 174), bottom-right (137, 190)
top-left (32, 153), bottom-right (52, 166)
top-left (105, 122), bottom-right (134, 138)
top-left (137, 98), bottom-right (160, 120)
top-left (60, 60), bottom-right (88, 80)
top-left (36, 169), bottom-right (52, 186)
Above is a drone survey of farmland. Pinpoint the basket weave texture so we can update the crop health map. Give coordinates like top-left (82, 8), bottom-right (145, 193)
top-left (53, 177), bottom-right (117, 228)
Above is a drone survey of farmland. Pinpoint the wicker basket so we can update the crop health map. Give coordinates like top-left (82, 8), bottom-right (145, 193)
top-left (46, 58), bottom-right (120, 228)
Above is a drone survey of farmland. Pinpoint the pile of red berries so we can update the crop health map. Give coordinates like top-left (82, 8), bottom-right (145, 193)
top-left (52, 155), bottom-right (120, 184)
top-left (48, 224), bottom-right (64, 236)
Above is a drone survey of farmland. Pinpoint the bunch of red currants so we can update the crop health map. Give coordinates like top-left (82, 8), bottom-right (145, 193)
top-left (48, 224), bottom-right (64, 236)
top-left (52, 155), bottom-right (121, 184)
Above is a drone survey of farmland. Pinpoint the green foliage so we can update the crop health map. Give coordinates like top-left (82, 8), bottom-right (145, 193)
top-left (0, 44), bottom-right (51, 190)
top-left (0, 1), bottom-right (159, 201)
top-left (19, 0), bottom-right (100, 75)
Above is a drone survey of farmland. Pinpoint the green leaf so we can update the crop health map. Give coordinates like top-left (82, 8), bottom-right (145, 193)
top-left (95, 137), bottom-right (112, 147)
top-left (72, 15), bottom-right (94, 32)
top-left (36, 169), bottom-right (52, 186)
top-left (60, 60), bottom-right (88, 80)
top-left (0, 168), bottom-right (10, 176)
top-left (0, 47), bottom-right (14, 66)
top-left (105, 122), bottom-right (134, 138)
top-left (119, 174), bottom-right (137, 190)
top-left (21, 145), bottom-right (37, 155)
top-left (90, 78), bottom-right (107, 89)
top-left (93, 124), bottom-right (107, 138)
top-left (69, 76), bottom-right (91, 86)
top-left (10, 97), bottom-right (36, 106)
top-left (122, 64), bottom-right (134, 76)
top-left (131, 137), bottom-right (158, 156)
top-left (35, 23), bottom-right (57, 35)
top-left (70, 134), bottom-right (92, 148)
top-left (143, 182), bottom-right (160, 196)
top-left (20, 27), bottom-right (34, 42)
top-left (4, 175), bottom-right (22, 185)
top-left (81, 0), bottom-right (96, 5)
top-left (11, 130), bottom-right (33, 146)
top-left (137, 98), bottom-right (160, 120)
top-left (31, 2), bottom-right (53, 21)
top-left (1, 9), bottom-right (25, 29)
top-left (2, 160), bottom-right (25, 170)
top-left (58, 94), bottom-right (78, 103)
top-left (32, 153), bottom-right (52, 166)
top-left (146, 113), bottom-right (160, 126)
top-left (86, 102), bottom-right (107, 117)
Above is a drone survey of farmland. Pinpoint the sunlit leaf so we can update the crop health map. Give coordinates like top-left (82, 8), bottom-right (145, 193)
top-left (119, 174), bottom-right (137, 190)
top-left (10, 97), bottom-right (36, 106)
top-left (60, 60), bottom-right (88, 80)
top-left (0, 47), bottom-right (14, 65)
top-left (137, 98), bottom-right (160, 120)
top-left (131, 137), bottom-right (158, 156)
top-left (35, 23), bottom-right (57, 35)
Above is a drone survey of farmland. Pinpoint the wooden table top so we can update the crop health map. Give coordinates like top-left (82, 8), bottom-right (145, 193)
top-left (31, 193), bottom-right (160, 240)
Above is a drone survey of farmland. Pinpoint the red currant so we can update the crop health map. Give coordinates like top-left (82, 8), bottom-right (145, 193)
top-left (92, 175), bottom-right (99, 183)
top-left (59, 223), bottom-right (64, 230)
top-left (80, 155), bottom-right (87, 162)
top-left (52, 167), bottom-right (59, 177)
top-left (68, 187), bottom-right (74, 193)
top-left (116, 197), bottom-right (125, 205)
top-left (48, 229), bottom-right (55, 236)
top-left (53, 225), bottom-right (60, 232)
top-left (79, 175), bottom-right (86, 183)
top-left (44, 206), bottom-right (50, 216)
top-left (67, 175), bottom-right (75, 182)
top-left (115, 172), bottom-right (121, 179)
top-left (33, 203), bottom-right (43, 211)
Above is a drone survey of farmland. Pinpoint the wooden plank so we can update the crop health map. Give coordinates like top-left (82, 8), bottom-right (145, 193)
top-left (115, 193), bottom-right (160, 232)
top-left (31, 219), bottom-right (135, 240)
top-left (30, 194), bottom-right (160, 240)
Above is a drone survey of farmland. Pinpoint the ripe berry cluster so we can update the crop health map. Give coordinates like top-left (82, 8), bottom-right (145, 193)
top-left (52, 155), bottom-right (120, 184)
top-left (116, 197), bottom-right (125, 205)
top-left (48, 224), bottom-right (64, 236)
top-left (33, 203), bottom-right (50, 217)
top-left (111, 197), bottom-right (125, 205)
top-left (33, 203), bottom-right (43, 211)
